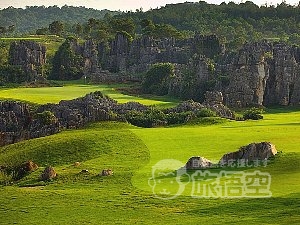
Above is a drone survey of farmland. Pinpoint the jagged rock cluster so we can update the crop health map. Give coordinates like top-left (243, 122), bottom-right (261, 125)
top-left (67, 34), bottom-right (222, 84)
top-left (9, 41), bottom-right (47, 81)
top-left (0, 91), bottom-right (233, 146)
top-left (219, 142), bottom-right (277, 165)
top-left (203, 91), bottom-right (234, 119)
top-left (8, 36), bottom-right (300, 107)
top-left (185, 156), bottom-right (213, 169)
top-left (0, 101), bottom-right (59, 146)
top-left (0, 93), bottom-right (118, 146)
top-left (218, 41), bottom-right (300, 107)
top-left (166, 91), bottom-right (234, 119)
top-left (185, 141), bottom-right (277, 169)
top-left (69, 34), bottom-right (300, 107)
top-left (37, 92), bottom-right (118, 129)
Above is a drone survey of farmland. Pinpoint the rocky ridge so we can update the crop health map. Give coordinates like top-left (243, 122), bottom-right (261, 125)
top-left (0, 91), bottom-right (232, 147)
top-left (8, 36), bottom-right (300, 107)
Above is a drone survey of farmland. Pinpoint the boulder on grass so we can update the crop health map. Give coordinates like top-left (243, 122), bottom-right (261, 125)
top-left (73, 162), bottom-right (81, 167)
top-left (22, 160), bottom-right (39, 172)
top-left (101, 169), bottom-right (113, 176)
top-left (185, 156), bottom-right (213, 169)
top-left (219, 142), bottom-right (277, 165)
top-left (15, 160), bottom-right (39, 180)
top-left (40, 166), bottom-right (57, 181)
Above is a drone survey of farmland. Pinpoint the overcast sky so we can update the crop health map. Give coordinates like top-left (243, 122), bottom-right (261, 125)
top-left (0, 0), bottom-right (299, 11)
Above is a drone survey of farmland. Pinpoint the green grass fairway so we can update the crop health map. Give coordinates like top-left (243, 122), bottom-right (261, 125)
top-left (0, 84), bottom-right (178, 107)
top-left (131, 110), bottom-right (300, 198)
top-left (0, 86), bottom-right (300, 224)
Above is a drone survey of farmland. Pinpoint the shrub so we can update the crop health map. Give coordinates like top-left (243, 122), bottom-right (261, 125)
top-left (196, 108), bottom-right (216, 117)
top-left (36, 111), bottom-right (57, 125)
top-left (125, 109), bottom-right (167, 128)
top-left (125, 107), bottom-right (220, 127)
top-left (166, 111), bottom-right (194, 124)
top-left (243, 107), bottom-right (264, 120)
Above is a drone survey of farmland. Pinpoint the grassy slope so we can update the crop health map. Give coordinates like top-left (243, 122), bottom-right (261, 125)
top-left (0, 86), bottom-right (299, 224)
top-left (131, 111), bottom-right (300, 198)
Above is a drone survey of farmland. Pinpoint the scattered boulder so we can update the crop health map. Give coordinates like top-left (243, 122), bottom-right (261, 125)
top-left (219, 142), bottom-right (277, 165)
top-left (101, 169), bottom-right (113, 176)
top-left (73, 162), bottom-right (81, 167)
top-left (40, 166), bottom-right (57, 181)
top-left (203, 91), bottom-right (235, 119)
top-left (185, 156), bottom-right (213, 169)
top-left (20, 160), bottom-right (38, 172)
top-left (80, 169), bottom-right (89, 173)
top-left (15, 160), bottom-right (38, 180)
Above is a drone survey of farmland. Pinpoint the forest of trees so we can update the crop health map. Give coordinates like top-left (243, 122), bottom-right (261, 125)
top-left (125, 1), bottom-right (300, 47)
top-left (0, 5), bottom-right (119, 34)
top-left (2, 2), bottom-right (300, 47)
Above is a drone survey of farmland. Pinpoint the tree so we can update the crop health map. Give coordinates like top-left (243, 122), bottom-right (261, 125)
top-left (73, 23), bottom-right (82, 36)
top-left (140, 19), bottom-right (155, 35)
top-left (36, 28), bottom-right (48, 35)
top-left (110, 17), bottom-right (136, 36)
top-left (0, 27), bottom-right (6, 35)
top-left (142, 63), bottom-right (174, 95)
top-left (50, 37), bottom-right (84, 80)
top-left (49, 21), bottom-right (64, 36)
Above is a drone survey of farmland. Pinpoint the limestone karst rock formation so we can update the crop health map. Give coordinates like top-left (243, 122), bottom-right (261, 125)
top-left (219, 142), bottom-right (277, 165)
top-left (8, 36), bottom-right (300, 107)
top-left (62, 34), bottom-right (300, 107)
top-left (219, 41), bottom-right (300, 107)
top-left (185, 156), bottom-right (214, 169)
top-left (9, 40), bottom-right (46, 80)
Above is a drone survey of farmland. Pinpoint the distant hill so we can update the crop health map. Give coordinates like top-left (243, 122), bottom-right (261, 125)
top-left (0, 5), bottom-right (119, 33)
top-left (123, 1), bottom-right (300, 46)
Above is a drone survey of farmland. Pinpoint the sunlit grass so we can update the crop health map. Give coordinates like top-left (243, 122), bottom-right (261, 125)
top-left (0, 84), bottom-right (179, 107)
top-left (0, 84), bottom-right (299, 224)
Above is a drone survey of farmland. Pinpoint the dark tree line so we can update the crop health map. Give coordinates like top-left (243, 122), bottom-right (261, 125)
top-left (4, 2), bottom-right (300, 46)
top-left (0, 5), bottom-right (119, 34)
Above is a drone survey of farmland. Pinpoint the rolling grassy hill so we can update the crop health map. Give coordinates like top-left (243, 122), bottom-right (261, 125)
top-left (0, 85), bottom-right (299, 224)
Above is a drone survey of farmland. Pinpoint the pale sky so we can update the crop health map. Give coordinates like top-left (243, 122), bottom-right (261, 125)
top-left (0, 0), bottom-right (299, 11)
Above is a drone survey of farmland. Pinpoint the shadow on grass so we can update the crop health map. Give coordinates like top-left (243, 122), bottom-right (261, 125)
top-left (153, 152), bottom-right (300, 183)
top-left (188, 193), bottom-right (300, 223)
top-left (265, 106), bottom-right (300, 114)
top-left (222, 121), bottom-right (300, 128)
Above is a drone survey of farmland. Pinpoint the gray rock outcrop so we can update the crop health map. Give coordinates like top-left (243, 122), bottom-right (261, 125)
top-left (101, 169), bottom-right (113, 176)
top-left (69, 34), bottom-right (222, 85)
top-left (166, 100), bottom-right (205, 113)
top-left (40, 166), bottom-right (57, 181)
top-left (11, 36), bottom-right (300, 108)
top-left (185, 156), bottom-right (213, 169)
top-left (0, 101), bottom-right (60, 146)
top-left (203, 91), bottom-right (235, 119)
top-left (218, 41), bottom-right (300, 107)
top-left (219, 142), bottom-right (277, 165)
top-left (37, 92), bottom-right (118, 129)
top-left (9, 41), bottom-right (46, 80)
top-left (92, 35), bottom-right (300, 107)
